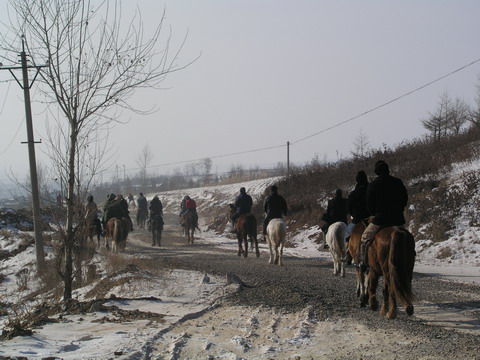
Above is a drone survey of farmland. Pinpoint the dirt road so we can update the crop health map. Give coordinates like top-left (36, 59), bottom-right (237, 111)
top-left (124, 214), bottom-right (480, 359)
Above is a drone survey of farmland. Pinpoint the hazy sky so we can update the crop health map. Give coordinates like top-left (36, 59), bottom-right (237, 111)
top-left (1, 0), bottom-right (480, 190)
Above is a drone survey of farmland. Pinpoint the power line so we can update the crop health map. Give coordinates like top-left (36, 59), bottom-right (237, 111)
top-left (292, 57), bottom-right (480, 144)
top-left (0, 80), bottom-right (12, 114)
top-left (99, 143), bottom-right (286, 176)
top-left (0, 116), bottom-right (25, 156)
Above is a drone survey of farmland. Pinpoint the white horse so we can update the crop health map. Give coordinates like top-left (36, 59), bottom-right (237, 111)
top-left (266, 218), bottom-right (286, 266)
top-left (326, 221), bottom-right (348, 277)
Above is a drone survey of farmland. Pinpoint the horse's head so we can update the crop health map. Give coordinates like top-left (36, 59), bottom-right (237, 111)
top-left (229, 203), bottom-right (235, 216)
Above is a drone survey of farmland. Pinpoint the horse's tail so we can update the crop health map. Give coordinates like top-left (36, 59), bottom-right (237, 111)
top-left (246, 213), bottom-right (257, 238)
top-left (389, 228), bottom-right (415, 305)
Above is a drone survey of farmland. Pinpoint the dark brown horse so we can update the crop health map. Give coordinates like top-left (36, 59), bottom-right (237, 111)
top-left (150, 214), bottom-right (164, 247)
top-left (137, 209), bottom-right (147, 230)
top-left (183, 210), bottom-right (199, 244)
top-left (85, 217), bottom-right (102, 248)
top-left (231, 207), bottom-right (259, 258)
top-left (105, 217), bottom-right (129, 252)
top-left (366, 226), bottom-right (416, 319)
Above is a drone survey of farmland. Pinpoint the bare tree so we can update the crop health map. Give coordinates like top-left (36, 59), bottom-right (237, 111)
top-left (136, 144), bottom-right (154, 190)
top-left (422, 91), bottom-right (452, 141)
top-left (448, 97), bottom-right (470, 136)
top-left (470, 75), bottom-right (480, 128)
top-left (201, 158), bottom-right (213, 175)
top-left (351, 129), bottom-right (370, 160)
top-left (1, 0), bottom-right (191, 301)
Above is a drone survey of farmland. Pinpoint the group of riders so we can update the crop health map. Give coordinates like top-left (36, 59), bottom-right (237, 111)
top-left (321, 160), bottom-right (408, 271)
top-left (228, 159), bottom-right (407, 273)
top-left (84, 159), bottom-right (407, 272)
top-left (230, 185), bottom-right (288, 239)
top-left (84, 192), bottom-right (165, 238)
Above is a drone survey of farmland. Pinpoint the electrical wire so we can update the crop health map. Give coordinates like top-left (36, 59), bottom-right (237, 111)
top-left (0, 117), bottom-right (25, 157)
top-left (0, 81), bottom-right (12, 114)
top-left (292, 57), bottom-right (480, 144)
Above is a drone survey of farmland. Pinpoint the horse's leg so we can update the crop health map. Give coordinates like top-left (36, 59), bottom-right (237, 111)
top-left (355, 268), bottom-right (361, 297)
top-left (341, 258), bottom-right (346, 278)
top-left (367, 271), bottom-right (379, 311)
top-left (268, 239), bottom-right (274, 264)
top-left (331, 250), bottom-right (338, 275)
top-left (386, 275), bottom-right (398, 319)
top-left (237, 233), bottom-right (243, 256)
top-left (243, 233), bottom-right (248, 258)
top-left (254, 235), bottom-right (260, 258)
top-left (279, 242), bottom-right (284, 266)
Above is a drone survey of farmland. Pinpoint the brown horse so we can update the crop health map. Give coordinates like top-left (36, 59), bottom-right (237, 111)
top-left (366, 226), bottom-right (416, 319)
top-left (137, 209), bottom-right (147, 230)
top-left (105, 217), bottom-right (129, 252)
top-left (85, 218), bottom-right (102, 248)
top-left (230, 207), bottom-right (259, 258)
top-left (347, 221), bottom-right (369, 306)
top-left (183, 210), bottom-right (199, 244)
top-left (150, 214), bottom-right (164, 247)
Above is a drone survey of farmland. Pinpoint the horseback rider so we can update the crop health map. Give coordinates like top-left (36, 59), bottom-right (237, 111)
top-left (137, 192), bottom-right (148, 213)
top-left (345, 170), bottom-right (370, 263)
top-left (102, 193), bottom-right (120, 227)
top-left (117, 194), bottom-right (134, 231)
top-left (85, 195), bottom-right (101, 234)
top-left (359, 160), bottom-right (408, 271)
top-left (180, 195), bottom-right (198, 227)
top-left (127, 193), bottom-right (135, 208)
top-left (179, 195), bottom-right (188, 216)
top-left (321, 189), bottom-right (348, 234)
top-left (231, 187), bottom-right (253, 228)
top-left (263, 185), bottom-right (288, 240)
top-left (148, 195), bottom-right (164, 231)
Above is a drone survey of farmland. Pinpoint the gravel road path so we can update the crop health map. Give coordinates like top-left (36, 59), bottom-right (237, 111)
top-left (125, 214), bottom-right (480, 359)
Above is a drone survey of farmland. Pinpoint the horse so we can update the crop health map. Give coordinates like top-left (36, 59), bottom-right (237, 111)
top-left (366, 226), bottom-right (416, 319)
top-left (150, 214), bottom-right (164, 247)
top-left (137, 209), bottom-right (147, 230)
top-left (183, 210), bottom-right (199, 244)
top-left (233, 212), bottom-right (259, 258)
top-left (85, 217), bottom-right (102, 248)
top-left (105, 217), bottom-right (129, 252)
top-left (347, 221), bottom-right (368, 306)
top-left (325, 221), bottom-right (348, 277)
top-left (266, 218), bottom-right (286, 265)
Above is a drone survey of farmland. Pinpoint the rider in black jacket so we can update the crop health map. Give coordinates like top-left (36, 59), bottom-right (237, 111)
top-left (359, 160), bottom-right (408, 270)
top-left (263, 185), bottom-right (288, 239)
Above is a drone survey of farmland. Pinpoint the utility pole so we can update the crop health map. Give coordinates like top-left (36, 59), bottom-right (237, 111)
top-left (287, 141), bottom-right (290, 177)
top-left (0, 40), bottom-right (48, 271)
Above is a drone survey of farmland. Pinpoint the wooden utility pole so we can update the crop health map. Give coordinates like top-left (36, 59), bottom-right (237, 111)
top-left (287, 141), bottom-right (290, 177)
top-left (1, 40), bottom-right (48, 271)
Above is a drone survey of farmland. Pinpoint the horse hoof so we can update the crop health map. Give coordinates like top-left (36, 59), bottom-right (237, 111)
top-left (406, 305), bottom-right (414, 316)
top-left (386, 311), bottom-right (397, 320)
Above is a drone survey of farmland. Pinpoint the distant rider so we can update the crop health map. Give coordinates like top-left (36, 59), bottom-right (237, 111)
top-left (231, 187), bottom-right (253, 227)
top-left (85, 195), bottom-right (101, 235)
top-left (263, 185), bottom-right (288, 240)
top-left (148, 195), bottom-right (164, 231)
top-left (321, 189), bottom-right (348, 235)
